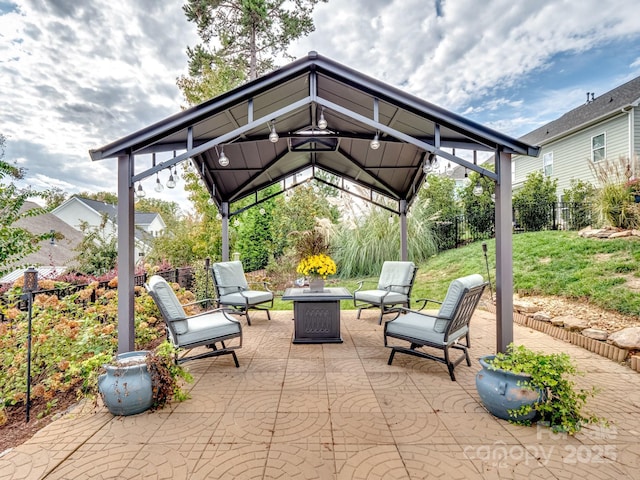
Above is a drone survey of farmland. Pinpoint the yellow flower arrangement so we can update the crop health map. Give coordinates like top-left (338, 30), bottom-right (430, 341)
top-left (296, 253), bottom-right (337, 279)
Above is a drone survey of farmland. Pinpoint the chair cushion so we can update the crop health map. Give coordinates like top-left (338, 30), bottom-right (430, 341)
top-left (435, 274), bottom-right (484, 332)
top-left (386, 312), bottom-right (468, 346)
top-left (377, 261), bottom-right (415, 294)
top-left (147, 275), bottom-right (188, 334)
top-left (355, 290), bottom-right (408, 305)
top-left (219, 290), bottom-right (273, 306)
top-left (212, 261), bottom-right (249, 296)
top-left (175, 311), bottom-right (241, 348)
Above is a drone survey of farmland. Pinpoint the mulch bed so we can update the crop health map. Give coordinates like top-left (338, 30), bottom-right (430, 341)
top-left (0, 389), bottom-right (80, 453)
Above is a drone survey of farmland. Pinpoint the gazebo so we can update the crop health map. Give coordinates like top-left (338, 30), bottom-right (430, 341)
top-left (90, 52), bottom-right (539, 355)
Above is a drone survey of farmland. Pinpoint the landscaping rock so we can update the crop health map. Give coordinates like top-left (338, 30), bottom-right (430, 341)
top-left (533, 311), bottom-right (551, 322)
top-left (608, 327), bottom-right (640, 350)
top-left (609, 230), bottom-right (632, 238)
top-left (581, 328), bottom-right (609, 341)
top-left (513, 299), bottom-right (539, 314)
top-left (552, 316), bottom-right (589, 331)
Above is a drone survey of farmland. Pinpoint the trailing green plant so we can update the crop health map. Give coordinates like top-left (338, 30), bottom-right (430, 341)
top-left (489, 344), bottom-right (603, 434)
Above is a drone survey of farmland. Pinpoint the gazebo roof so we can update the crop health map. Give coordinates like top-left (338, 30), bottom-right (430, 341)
top-left (91, 51), bottom-right (538, 212)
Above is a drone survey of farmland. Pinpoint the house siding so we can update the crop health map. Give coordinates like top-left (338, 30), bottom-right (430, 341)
top-left (634, 106), bottom-right (640, 163)
top-left (513, 111), bottom-right (631, 196)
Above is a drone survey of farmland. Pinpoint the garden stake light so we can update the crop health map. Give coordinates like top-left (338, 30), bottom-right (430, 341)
top-left (482, 242), bottom-right (493, 301)
top-left (22, 267), bottom-right (38, 423)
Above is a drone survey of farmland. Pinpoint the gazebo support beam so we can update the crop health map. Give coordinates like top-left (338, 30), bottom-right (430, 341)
top-left (117, 154), bottom-right (135, 353)
top-left (495, 150), bottom-right (514, 352)
top-left (222, 202), bottom-right (230, 261)
top-left (400, 199), bottom-right (408, 260)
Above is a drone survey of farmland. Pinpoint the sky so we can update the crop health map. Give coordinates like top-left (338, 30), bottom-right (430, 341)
top-left (2, 0), bottom-right (640, 214)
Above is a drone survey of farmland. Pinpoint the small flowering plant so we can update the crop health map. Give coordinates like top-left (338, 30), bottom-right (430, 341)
top-left (296, 253), bottom-right (337, 279)
top-left (625, 177), bottom-right (640, 194)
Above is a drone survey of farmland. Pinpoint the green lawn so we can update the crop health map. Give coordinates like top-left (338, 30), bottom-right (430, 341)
top-left (276, 231), bottom-right (640, 316)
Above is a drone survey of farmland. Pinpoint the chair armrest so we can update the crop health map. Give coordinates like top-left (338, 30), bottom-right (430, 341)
top-left (354, 280), bottom-right (366, 294)
top-left (414, 298), bottom-right (442, 312)
top-left (214, 284), bottom-right (247, 294)
top-left (187, 307), bottom-right (243, 325)
top-left (247, 281), bottom-right (272, 292)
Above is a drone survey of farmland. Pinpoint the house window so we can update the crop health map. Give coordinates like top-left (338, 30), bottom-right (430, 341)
top-left (592, 133), bottom-right (606, 162)
top-left (543, 152), bottom-right (553, 177)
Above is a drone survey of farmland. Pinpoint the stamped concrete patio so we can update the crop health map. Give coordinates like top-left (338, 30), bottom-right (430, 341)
top-left (2, 305), bottom-right (639, 479)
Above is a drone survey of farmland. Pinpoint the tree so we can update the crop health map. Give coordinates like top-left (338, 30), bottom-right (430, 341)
top-left (459, 167), bottom-right (496, 242)
top-left (42, 187), bottom-right (67, 210)
top-left (418, 174), bottom-right (461, 250)
top-left (76, 191), bottom-right (119, 204)
top-left (72, 217), bottom-right (118, 275)
top-left (513, 171), bottom-right (558, 231)
top-left (0, 134), bottom-right (52, 276)
top-left (182, 0), bottom-right (327, 82)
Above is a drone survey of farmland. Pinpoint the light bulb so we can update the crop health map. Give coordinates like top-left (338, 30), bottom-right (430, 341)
top-left (370, 133), bottom-right (380, 150)
top-left (218, 148), bottom-right (229, 167)
top-left (136, 183), bottom-right (146, 198)
top-left (422, 161), bottom-right (432, 174)
top-left (473, 181), bottom-right (483, 197)
top-left (166, 173), bottom-right (176, 189)
top-left (318, 111), bottom-right (327, 130)
top-left (154, 174), bottom-right (164, 192)
top-left (269, 122), bottom-right (279, 143)
top-left (446, 162), bottom-right (454, 176)
top-left (432, 156), bottom-right (440, 170)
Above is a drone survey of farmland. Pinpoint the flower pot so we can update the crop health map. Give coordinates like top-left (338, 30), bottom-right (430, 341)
top-left (475, 355), bottom-right (543, 422)
top-left (98, 351), bottom-right (153, 416)
top-left (308, 278), bottom-right (325, 293)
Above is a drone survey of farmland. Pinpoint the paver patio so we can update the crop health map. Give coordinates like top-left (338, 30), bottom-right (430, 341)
top-left (1, 305), bottom-right (639, 479)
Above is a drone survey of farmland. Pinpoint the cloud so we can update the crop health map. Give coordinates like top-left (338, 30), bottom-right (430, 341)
top-left (2, 0), bottom-right (640, 211)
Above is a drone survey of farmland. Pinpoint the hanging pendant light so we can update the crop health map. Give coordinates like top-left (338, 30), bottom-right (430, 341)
top-left (218, 146), bottom-right (229, 167)
top-left (473, 180), bottom-right (484, 196)
top-left (318, 107), bottom-right (327, 130)
top-left (135, 182), bottom-right (146, 198)
top-left (269, 120), bottom-right (279, 143)
top-left (154, 172), bottom-right (164, 192)
top-left (370, 132), bottom-right (380, 150)
top-left (166, 166), bottom-right (177, 189)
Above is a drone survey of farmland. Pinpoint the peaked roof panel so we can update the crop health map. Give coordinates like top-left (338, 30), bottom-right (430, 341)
top-left (91, 52), bottom-right (538, 210)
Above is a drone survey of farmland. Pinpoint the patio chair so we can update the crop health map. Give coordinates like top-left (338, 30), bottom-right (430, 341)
top-left (383, 274), bottom-right (488, 381)
top-left (146, 275), bottom-right (242, 366)
top-left (210, 261), bottom-right (274, 325)
top-left (353, 261), bottom-right (418, 324)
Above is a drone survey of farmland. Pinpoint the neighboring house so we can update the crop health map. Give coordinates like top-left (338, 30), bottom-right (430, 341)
top-left (0, 201), bottom-right (84, 284)
top-left (52, 196), bottom-right (166, 261)
top-left (513, 75), bottom-right (640, 197)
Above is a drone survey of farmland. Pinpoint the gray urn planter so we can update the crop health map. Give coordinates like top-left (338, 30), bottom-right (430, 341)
top-left (98, 351), bottom-right (153, 416)
top-left (475, 355), bottom-right (543, 422)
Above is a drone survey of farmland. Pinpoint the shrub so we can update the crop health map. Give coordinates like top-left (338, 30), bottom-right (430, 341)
top-left (513, 171), bottom-right (558, 231)
top-left (589, 156), bottom-right (639, 229)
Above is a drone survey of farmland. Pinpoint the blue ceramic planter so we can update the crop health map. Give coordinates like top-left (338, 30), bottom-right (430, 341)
top-left (475, 355), bottom-right (543, 422)
top-left (98, 351), bottom-right (153, 416)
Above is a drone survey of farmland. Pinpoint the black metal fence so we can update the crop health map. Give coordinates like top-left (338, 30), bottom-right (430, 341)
top-left (434, 201), bottom-right (592, 251)
top-left (0, 267), bottom-right (195, 322)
